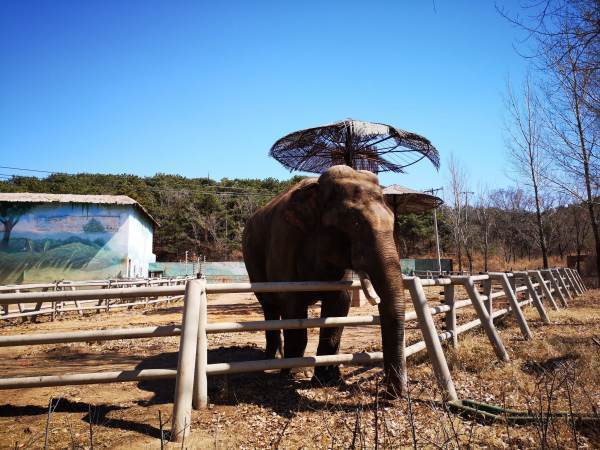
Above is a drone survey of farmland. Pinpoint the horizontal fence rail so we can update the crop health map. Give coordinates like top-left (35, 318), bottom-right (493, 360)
top-left (0, 268), bottom-right (585, 442)
top-left (0, 277), bottom-right (194, 321)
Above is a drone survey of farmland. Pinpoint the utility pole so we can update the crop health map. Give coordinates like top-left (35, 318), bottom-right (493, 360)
top-left (425, 187), bottom-right (443, 275)
top-left (461, 191), bottom-right (474, 273)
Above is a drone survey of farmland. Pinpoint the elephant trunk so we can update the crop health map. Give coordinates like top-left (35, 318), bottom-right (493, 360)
top-left (358, 236), bottom-right (407, 394)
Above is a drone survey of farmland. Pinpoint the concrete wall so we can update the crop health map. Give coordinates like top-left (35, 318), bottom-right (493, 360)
top-left (126, 208), bottom-right (156, 278)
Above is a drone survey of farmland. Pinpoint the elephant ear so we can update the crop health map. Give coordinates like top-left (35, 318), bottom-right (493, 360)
top-left (283, 180), bottom-right (320, 232)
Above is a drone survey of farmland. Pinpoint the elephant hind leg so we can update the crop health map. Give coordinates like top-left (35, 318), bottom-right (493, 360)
top-left (313, 290), bottom-right (351, 385)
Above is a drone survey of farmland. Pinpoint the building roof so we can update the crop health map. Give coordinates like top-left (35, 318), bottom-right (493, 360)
top-left (0, 193), bottom-right (158, 227)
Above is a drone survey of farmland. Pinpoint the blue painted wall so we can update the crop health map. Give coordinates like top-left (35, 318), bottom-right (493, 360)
top-left (0, 203), bottom-right (155, 284)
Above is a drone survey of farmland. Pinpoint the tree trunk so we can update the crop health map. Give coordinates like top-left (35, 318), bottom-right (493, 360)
top-left (483, 232), bottom-right (489, 272)
top-left (0, 220), bottom-right (16, 250)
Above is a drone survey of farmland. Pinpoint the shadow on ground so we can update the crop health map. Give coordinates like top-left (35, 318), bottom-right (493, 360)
top-left (0, 346), bottom-right (382, 441)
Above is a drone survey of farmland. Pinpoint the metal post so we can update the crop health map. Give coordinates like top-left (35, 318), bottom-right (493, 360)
top-left (407, 277), bottom-right (457, 401)
top-left (433, 208), bottom-right (442, 274)
top-left (171, 279), bottom-right (204, 442)
top-left (490, 274), bottom-right (532, 340)
top-left (193, 282), bottom-right (209, 410)
top-left (460, 277), bottom-right (510, 362)
top-left (520, 274), bottom-right (549, 324)
top-left (443, 284), bottom-right (457, 347)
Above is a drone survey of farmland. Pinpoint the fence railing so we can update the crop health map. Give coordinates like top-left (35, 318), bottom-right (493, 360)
top-left (0, 267), bottom-right (586, 441)
top-left (0, 277), bottom-right (194, 321)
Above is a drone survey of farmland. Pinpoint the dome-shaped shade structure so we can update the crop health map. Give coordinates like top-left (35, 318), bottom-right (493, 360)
top-left (270, 119), bottom-right (440, 174)
top-left (383, 184), bottom-right (443, 214)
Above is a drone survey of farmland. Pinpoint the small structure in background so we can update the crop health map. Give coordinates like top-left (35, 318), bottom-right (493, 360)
top-left (383, 184), bottom-right (445, 274)
top-left (0, 193), bottom-right (157, 284)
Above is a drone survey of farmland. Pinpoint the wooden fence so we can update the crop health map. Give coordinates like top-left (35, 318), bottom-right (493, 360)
top-left (0, 267), bottom-right (586, 441)
top-left (0, 277), bottom-right (194, 321)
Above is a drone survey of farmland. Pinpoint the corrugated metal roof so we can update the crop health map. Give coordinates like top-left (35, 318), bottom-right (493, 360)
top-left (0, 192), bottom-right (158, 227)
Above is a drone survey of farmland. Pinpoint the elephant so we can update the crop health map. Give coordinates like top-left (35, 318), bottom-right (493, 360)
top-left (242, 165), bottom-right (406, 393)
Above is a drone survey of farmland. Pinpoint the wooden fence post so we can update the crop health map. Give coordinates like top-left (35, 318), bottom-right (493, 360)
top-left (554, 268), bottom-right (573, 302)
top-left (171, 279), bottom-right (203, 442)
top-left (459, 276), bottom-right (510, 362)
top-left (508, 275), bottom-right (517, 302)
top-left (443, 284), bottom-right (457, 348)
top-left (562, 268), bottom-right (580, 296)
top-left (406, 277), bottom-right (458, 401)
top-left (490, 273), bottom-right (532, 340)
top-left (566, 269), bottom-right (580, 293)
top-left (518, 273), bottom-right (549, 324)
top-left (193, 280), bottom-right (209, 410)
top-left (482, 279), bottom-right (493, 316)
top-left (571, 268), bottom-right (586, 293)
top-left (533, 270), bottom-right (558, 310)
top-left (552, 268), bottom-right (571, 304)
top-left (545, 269), bottom-right (568, 307)
top-left (574, 269), bottom-right (587, 292)
top-left (71, 286), bottom-right (83, 316)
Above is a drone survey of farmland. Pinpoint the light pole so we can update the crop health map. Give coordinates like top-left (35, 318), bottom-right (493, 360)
top-left (425, 187), bottom-right (443, 274)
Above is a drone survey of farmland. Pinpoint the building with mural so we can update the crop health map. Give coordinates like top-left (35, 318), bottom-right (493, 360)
top-left (0, 193), bottom-right (157, 284)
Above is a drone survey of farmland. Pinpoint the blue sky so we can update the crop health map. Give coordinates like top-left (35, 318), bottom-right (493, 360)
top-left (0, 1), bottom-right (528, 192)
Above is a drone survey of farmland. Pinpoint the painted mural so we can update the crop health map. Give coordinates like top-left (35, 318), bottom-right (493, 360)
top-left (0, 203), bottom-right (133, 284)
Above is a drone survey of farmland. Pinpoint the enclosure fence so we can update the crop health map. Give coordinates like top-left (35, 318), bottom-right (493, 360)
top-left (0, 277), bottom-right (194, 321)
top-left (0, 267), bottom-right (586, 442)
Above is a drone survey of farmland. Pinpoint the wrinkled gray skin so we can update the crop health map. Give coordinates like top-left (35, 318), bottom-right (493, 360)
top-left (242, 165), bottom-right (406, 393)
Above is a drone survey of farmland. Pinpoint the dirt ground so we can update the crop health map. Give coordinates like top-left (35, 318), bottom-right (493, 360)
top-left (0, 286), bottom-right (598, 449)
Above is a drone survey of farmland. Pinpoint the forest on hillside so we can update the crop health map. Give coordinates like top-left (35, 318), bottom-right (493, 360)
top-left (0, 172), bottom-right (593, 271)
top-left (0, 173), bottom-right (302, 262)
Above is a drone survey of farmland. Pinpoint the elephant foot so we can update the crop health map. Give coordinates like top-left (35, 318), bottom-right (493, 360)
top-left (381, 378), bottom-right (406, 400)
top-left (312, 365), bottom-right (345, 387)
top-left (280, 367), bottom-right (313, 380)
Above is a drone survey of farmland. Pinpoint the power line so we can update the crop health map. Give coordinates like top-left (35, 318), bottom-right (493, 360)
top-left (0, 166), bottom-right (284, 196)
top-left (0, 164), bottom-right (283, 195)
top-left (0, 166), bottom-right (278, 197)
top-left (0, 165), bottom-right (61, 174)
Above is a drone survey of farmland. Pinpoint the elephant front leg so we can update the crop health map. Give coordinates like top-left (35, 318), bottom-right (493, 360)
top-left (280, 298), bottom-right (309, 378)
top-left (257, 293), bottom-right (282, 359)
top-left (313, 290), bottom-right (351, 385)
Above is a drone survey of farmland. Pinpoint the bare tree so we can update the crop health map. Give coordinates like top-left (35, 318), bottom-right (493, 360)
top-left (499, 0), bottom-right (600, 278)
top-left (504, 73), bottom-right (550, 268)
top-left (446, 155), bottom-right (470, 272)
top-left (474, 187), bottom-right (495, 272)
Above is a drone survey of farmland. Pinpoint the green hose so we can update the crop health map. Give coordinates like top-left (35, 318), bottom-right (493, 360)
top-left (447, 399), bottom-right (600, 425)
